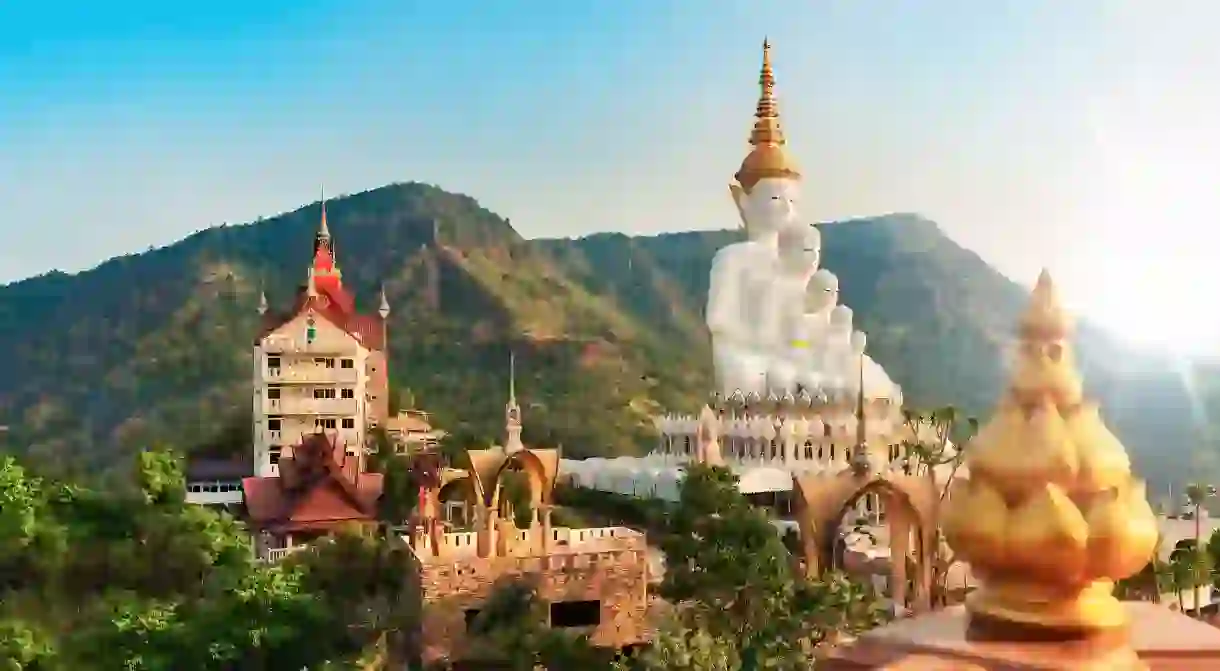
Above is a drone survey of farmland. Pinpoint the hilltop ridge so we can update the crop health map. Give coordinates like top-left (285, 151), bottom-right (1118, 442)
top-left (0, 182), bottom-right (1214, 490)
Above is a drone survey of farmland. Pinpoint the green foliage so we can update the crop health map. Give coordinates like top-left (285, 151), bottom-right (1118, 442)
top-left (460, 576), bottom-right (612, 671)
top-left (366, 434), bottom-right (419, 527)
top-left (648, 464), bottom-right (887, 668)
top-left (0, 451), bottom-right (412, 670)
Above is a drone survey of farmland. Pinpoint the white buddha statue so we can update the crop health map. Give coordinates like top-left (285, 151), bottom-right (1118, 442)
top-left (706, 38), bottom-right (803, 397)
top-left (794, 269), bottom-right (839, 392)
top-left (761, 223), bottom-right (822, 394)
top-left (821, 305), bottom-right (856, 390)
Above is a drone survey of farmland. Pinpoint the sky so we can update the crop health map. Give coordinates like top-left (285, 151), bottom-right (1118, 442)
top-left (1, 0), bottom-right (1219, 356)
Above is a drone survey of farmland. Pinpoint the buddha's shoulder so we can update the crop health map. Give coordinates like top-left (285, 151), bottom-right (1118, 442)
top-left (712, 240), bottom-right (766, 265)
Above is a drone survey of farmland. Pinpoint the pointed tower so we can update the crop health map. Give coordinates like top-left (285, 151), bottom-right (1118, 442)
top-left (734, 39), bottom-right (801, 193)
top-left (247, 188), bottom-right (388, 480)
top-left (505, 352), bottom-right (524, 454)
top-left (257, 290), bottom-right (268, 316)
top-left (942, 269), bottom-right (1159, 636)
top-left (849, 331), bottom-right (870, 475)
top-left (314, 186), bottom-right (332, 254)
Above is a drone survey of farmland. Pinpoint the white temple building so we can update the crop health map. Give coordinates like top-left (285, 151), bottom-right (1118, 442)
top-left (561, 41), bottom-right (929, 511)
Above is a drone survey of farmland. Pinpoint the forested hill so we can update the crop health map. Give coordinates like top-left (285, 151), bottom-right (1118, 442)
top-left (0, 182), bottom-right (1214, 490)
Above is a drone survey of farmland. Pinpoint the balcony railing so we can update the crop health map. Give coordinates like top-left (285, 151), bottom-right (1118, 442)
top-left (265, 366), bottom-right (359, 384)
top-left (264, 545), bottom-right (306, 562)
top-left (262, 335), bottom-right (355, 355)
top-left (264, 398), bottom-right (359, 416)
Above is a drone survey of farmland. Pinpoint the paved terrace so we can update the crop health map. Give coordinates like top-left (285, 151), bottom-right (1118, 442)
top-left (407, 525), bottom-right (647, 565)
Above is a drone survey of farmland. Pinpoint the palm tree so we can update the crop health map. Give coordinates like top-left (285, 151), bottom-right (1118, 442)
top-left (1184, 483), bottom-right (1217, 619)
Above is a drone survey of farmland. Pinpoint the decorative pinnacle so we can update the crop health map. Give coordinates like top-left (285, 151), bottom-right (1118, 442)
top-left (257, 290), bottom-right (268, 316)
top-left (1019, 268), bottom-right (1071, 341)
top-left (318, 185), bottom-right (330, 240)
top-left (508, 351), bottom-right (517, 406)
top-left (378, 284), bottom-right (390, 318)
top-left (749, 38), bottom-right (785, 148)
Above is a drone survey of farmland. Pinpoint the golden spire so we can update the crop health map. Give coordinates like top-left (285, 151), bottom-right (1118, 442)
top-left (941, 269), bottom-right (1159, 638)
top-left (734, 39), bottom-right (801, 191)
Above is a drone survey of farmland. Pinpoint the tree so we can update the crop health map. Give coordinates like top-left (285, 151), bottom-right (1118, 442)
top-left (900, 405), bottom-right (978, 607)
top-left (367, 435), bottom-right (419, 529)
top-left (614, 613), bottom-right (741, 671)
top-left (135, 444), bottom-right (187, 507)
top-left (0, 617), bottom-right (56, 670)
top-left (1170, 538), bottom-right (1213, 616)
top-left (654, 463), bottom-right (885, 669)
top-left (1181, 483), bottom-right (1217, 619)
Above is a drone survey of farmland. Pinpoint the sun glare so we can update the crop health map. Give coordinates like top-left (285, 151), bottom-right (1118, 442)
top-left (1061, 248), bottom-right (1220, 357)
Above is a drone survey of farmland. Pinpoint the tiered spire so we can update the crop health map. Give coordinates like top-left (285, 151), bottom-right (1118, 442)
top-left (505, 352), bottom-right (523, 453)
top-left (314, 185), bottom-right (331, 254)
top-left (942, 269), bottom-right (1159, 636)
top-left (734, 39), bottom-right (801, 191)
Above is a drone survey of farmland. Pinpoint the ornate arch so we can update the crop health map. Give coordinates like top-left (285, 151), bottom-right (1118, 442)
top-left (489, 449), bottom-right (551, 509)
top-left (437, 473), bottom-right (478, 503)
top-left (792, 470), bottom-right (940, 608)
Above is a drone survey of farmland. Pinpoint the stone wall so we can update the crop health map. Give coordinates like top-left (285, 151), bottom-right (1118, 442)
top-left (418, 547), bottom-right (649, 663)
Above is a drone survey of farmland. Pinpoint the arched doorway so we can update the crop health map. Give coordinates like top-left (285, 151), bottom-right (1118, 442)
top-left (821, 478), bottom-right (926, 613)
top-left (438, 476), bottom-right (477, 529)
top-left (489, 450), bottom-right (549, 528)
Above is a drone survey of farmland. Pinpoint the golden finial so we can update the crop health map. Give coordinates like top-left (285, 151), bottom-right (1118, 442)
top-left (734, 39), bottom-right (801, 192)
top-left (942, 270), bottom-right (1158, 638)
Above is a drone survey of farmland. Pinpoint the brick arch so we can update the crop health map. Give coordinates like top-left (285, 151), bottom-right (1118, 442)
top-left (488, 449), bottom-right (552, 509)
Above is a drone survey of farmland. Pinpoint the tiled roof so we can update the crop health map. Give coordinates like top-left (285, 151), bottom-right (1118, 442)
top-left (242, 433), bottom-right (383, 531)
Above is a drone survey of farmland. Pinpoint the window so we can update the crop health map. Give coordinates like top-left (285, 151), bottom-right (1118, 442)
top-left (341, 358), bottom-right (354, 369)
top-left (464, 609), bottom-right (481, 631)
top-left (267, 387), bottom-right (281, 400)
top-left (324, 358), bottom-right (336, 368)
top-left (549, 600), bottom-right (601, 628)
top-left (313, 388), bottom-right (337, 399)
top-left (315, 418), bottom-right (337, 430)
top-left (267, 418), bottom-right (282, 431)
top-left (340, 388), bottom-right (354, 399)
top-left (342, 418), bottom-right (355, 429)
top-left (270, 447), bottom-right (282, 465)
top-left (267, 356), bottom-right (281, 368)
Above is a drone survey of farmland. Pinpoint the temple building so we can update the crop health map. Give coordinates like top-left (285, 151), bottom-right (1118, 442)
top-left (384, 409), bottom-right (446, 454)
top-left (562, 41), bottom-right (938, 519)
top-left (244, 432), bottom-right (384, 560)
top-left (410, 444), bottom-right (650, 664)
top-left (250, 194), bottom-right (392, 477)
top-left (184, 195), bottom-right (396, 557)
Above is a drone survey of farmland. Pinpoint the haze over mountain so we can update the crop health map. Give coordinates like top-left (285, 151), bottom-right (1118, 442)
top-left (0, 182), bottom-right (1215, 493)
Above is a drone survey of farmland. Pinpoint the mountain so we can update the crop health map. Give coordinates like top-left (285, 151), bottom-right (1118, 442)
top-left (0, 182), bottom-right (1214, 490)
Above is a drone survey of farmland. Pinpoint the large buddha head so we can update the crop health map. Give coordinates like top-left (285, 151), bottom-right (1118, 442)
top-left (778, 222), bottom-right (820, 272)
top-left (731, 39), bottom-right (801, 241)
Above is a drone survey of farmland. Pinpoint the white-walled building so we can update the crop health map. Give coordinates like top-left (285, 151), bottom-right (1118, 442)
top-left (250, 198), bottom-right (392, 478)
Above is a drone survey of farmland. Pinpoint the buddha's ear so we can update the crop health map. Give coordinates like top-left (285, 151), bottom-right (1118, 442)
top-left (729, 183), bottom-right (749, 231)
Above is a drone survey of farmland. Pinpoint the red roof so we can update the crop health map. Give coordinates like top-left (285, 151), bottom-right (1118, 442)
top-left (255, 228), bottom-right (384, 349)
top-left (242, 433), bottom-right (383, 533)
top-left (256, 285), bottom-right (385, 350)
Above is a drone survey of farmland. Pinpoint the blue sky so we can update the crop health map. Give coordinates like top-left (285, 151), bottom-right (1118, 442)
top-left (2, 0), bottom-right (1219, 354)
